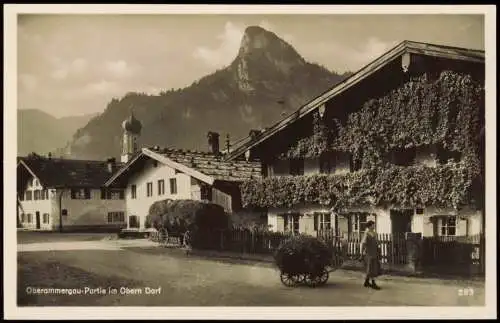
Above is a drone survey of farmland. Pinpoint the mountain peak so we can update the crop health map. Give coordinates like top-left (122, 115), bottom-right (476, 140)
top-left (232, 26), bottom-right (306, 93)
top-left (236, 25), bottom-right (303, 62)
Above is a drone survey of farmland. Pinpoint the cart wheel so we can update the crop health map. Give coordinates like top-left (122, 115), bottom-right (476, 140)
top-left (280, 272), bottom-right (297, 287)
top-left (295, 274), bottom-right (306, 283)
top-left (304, 273), bottom-right (323, 288)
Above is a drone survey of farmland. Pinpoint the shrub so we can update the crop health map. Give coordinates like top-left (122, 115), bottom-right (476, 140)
top-left (274, 235), bottom-right (332, 274)
top-left (148, 199), bottom-right (229, 233)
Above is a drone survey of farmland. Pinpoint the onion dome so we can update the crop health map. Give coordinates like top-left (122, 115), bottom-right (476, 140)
top-left (122, 113), bottom-right (142, 134)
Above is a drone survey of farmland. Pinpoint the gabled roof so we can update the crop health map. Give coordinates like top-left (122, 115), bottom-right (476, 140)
top-left (17, 156), bottom-right (123, 188)
top-left (225, 40), bottom-right (485, 161)
top-left (105, 147), bottom-right (262, 187)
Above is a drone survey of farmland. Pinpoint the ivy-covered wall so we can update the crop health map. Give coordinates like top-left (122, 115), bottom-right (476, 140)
top-left (242, 71), bottom-right (484, 210)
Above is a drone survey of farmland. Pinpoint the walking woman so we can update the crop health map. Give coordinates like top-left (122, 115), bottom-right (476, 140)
top-left (360, 220), bottom-right (381, 289)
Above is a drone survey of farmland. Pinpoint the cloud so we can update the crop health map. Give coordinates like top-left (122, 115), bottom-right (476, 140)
top-left (19, 74), bottom-right (38, 91)
top-left (258, 20), bottom-right (294, 43)
top-left (84, 80), bottom-right (120, 95)
top-left (193, 21), bottom-right (244, 69)
top-left (105, 60), bottom-right (135, 78)
top-left (312, 37), bottom-right (399, 72)
top-left (193, 20), bottom-right (297, 69)
top-left (49, 58), bottom-right (88, 80)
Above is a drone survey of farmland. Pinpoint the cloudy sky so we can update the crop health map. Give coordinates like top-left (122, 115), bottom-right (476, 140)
top-left (17, 13), bottom-right (484, 118)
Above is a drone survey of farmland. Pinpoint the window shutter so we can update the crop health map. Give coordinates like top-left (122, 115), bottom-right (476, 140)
top-left (457, 218), bottom-right (468, 236)
top-left (314, 214), bottom-right (318, 231)
top-left (85, 189), bottom-right (91, 199)
top-left (101, 188), bottom-right (106, 199)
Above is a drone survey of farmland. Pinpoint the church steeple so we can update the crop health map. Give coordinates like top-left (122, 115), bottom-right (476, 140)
top-left (121, 107), bottom-right (142, 163)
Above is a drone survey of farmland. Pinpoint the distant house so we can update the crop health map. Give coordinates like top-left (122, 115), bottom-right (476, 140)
top-left (104, 131), bottom-right (263, 231)
top-left (17, 154), bottom-right (126, 231)
top-left (226, 40), bottom-right (485, 239)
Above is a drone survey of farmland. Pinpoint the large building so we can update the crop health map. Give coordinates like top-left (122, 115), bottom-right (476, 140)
top-left (17, 155), bottom-right (126, 231)
top-left (225, 40), bottom-right (485, 240)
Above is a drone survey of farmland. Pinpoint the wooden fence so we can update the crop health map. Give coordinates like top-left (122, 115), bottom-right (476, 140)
top-left (192, 228), bottom-right (292, 255)
top-left (316, 231), bottom-right (409, 265)
top-left (420, 233), bottom-right (485, 275)
top-left (158, 226), bottom-right (484, 275)
top-left (317, 230), bottom-right (485, 275)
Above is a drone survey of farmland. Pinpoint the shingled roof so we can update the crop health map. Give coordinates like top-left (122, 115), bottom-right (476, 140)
top-left (18, 155), bottom-right (123, 188)
top-left (154, 148), bottom-right (262, 182)
top-left (105, 147), bottom-right (262, 187)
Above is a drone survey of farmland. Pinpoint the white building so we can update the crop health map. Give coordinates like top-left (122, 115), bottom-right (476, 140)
top-left (105, 130), bottom-right (263, 231)
top-left (17, 154), bottom-right (126, 231)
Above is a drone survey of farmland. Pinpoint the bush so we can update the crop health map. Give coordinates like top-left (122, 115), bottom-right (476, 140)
top-left (148, 199), bottom-right (229, 233)
top-left (274, 235), bottom-right (332, 274)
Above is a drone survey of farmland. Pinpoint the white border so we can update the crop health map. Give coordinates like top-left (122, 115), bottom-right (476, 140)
top-left (4, 4), bottom-right (497, 320)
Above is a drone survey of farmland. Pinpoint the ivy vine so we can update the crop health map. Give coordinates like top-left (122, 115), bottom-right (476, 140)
top-left (242, 71), bottom-right (484, 210)
top-left (241, 161), bottom-right (479, 210)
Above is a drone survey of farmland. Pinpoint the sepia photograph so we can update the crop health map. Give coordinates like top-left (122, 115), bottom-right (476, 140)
top-left (3, 4), bottom-right (497, 320)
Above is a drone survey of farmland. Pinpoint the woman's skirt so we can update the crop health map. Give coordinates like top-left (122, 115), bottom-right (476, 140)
top-left (365, 255), bottom-right (381, 278)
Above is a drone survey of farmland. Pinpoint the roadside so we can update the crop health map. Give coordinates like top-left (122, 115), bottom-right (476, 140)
top-left (17, 232), bottom-right (485, 287)
top-left (126, 245), bottom-right (485, 288)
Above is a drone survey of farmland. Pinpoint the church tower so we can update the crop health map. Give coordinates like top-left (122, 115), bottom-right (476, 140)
top-left (121, 110), bottom-right (142, 163)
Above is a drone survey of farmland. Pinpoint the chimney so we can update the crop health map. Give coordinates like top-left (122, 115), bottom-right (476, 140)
top-left (225, 134), bottom-right (230, 153)
top-left (207, 131), bottom-right (220, 155)
top-left (249, 129), bottom-right (261, 140)
top-left (106, 157), bottom-right (116, 173)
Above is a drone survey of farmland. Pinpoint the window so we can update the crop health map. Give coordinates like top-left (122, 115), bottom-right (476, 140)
top-left (349, 153), bottom-right (363, 172)
top-left (200, 185), bottom-right (212, 201)
top-left (107, 212), bottom-right (125, 223)
top-left (110, 190), bottom-right (123, 200)
top-left (44, 189), bottom-right (49, 200)
top-left (42, 213), bottom-right (50, 224)
top-left (319, 153), bottom-right (335, 174)
top-left (289, 159), bottom-right (304, 175)
top-left (144, 215), bottom-right (152, 229)
top-left (283, 213), bottom-right (300, 235)
top-left (131, 185), bottom-right (137, 199)
top-left (349, 213), bottom-right (370, 235)
top-left (390, 147), bottom-right (417, 166)
top-left (27, 213), bottom-right (32, 223)
top-left (33, 179), bottom-right (38, 186)
top-left (101, 188), bottom-right (124, 200)
top-left (71, 188), bottom-right (90, 200)
top-left (25, 191), bottom-right (32, 201)
top-left (21, 213), bottom-right (25, 222)
top-left (34, 190), bottom-right (40, 200)
top-left (314, 212), bottom-right (332, 231)
top-left (416, 208), bottom-right (424, 215)
top-left (169, 178), bottom-right (177, 194)
top-left (129, 215), bottom-right (139, 228)
top-left (62, 209), bottom-right (68, 216)
top-left (158, 180), bottom-right (165, 196)
top-left (147, 182), bottom-right (153, 197)
top-left (440, 216), bottom-right (457, 236)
